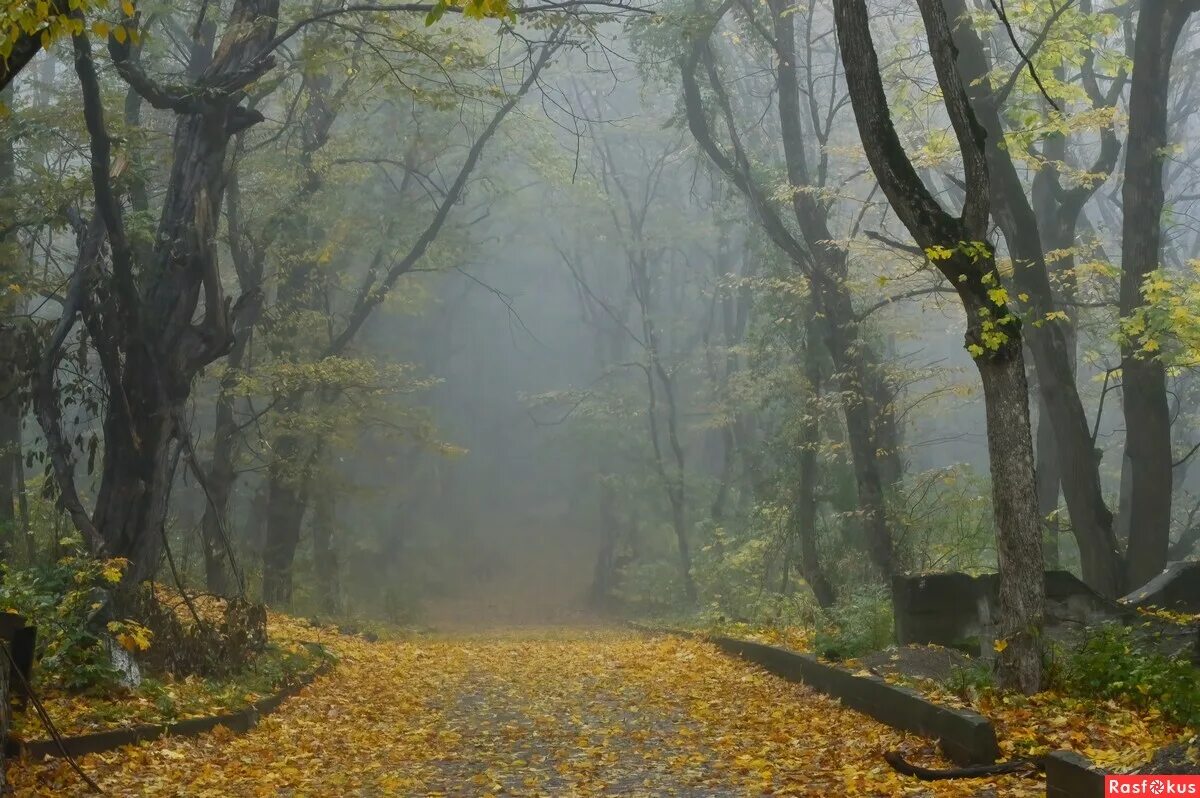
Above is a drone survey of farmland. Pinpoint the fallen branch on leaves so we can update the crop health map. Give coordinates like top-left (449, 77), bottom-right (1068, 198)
top-left (884, 750), bottom-right (1043, 780)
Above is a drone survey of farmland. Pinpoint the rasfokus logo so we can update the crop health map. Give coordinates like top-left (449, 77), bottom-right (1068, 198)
top-left (1107, 776), bottom-right (1200, 795)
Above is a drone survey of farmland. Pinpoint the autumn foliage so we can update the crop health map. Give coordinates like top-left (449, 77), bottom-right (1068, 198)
top-left (9, 625), bottom-right (1188, 796)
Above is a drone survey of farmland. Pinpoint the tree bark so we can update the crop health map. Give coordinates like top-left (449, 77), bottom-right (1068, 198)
top-left (795, 320), bottom-right (835, 608)
top-left (0, 0), bottom-right (69, 91)
top-left (312, 485), bottom-right (340, 616)
top-left (634, 266), bottom-right (697, 605)
top-left (0, 400), bottom-right (17, 564)
top-left (834, 0), bottom-right (1045, 691)
top-left (1034, 398), bottom-right (1061, 569)
top-left (706, 222), bottom-right (748, 525)
top-left (943, 0), bottom-right (1124, 594)
top-left (1119, 0), bottom-right (1199, 589)
top-left (590, 480), bottom-right (621, 608)
top-left (976, 343), bottom-right (1045, 693)
top-left (255, 387), bottom-right (320, 607)
top-left (261, 415), bottom-right (312, 606)
top-left (0, 84), bottom-right (18, 565)
top-left (201, 387), bottom-right (238, 596)
top-left (40, 5), bottom-right (281, 583)
top-left (683, 4), bottom-right (897, 579)
top-left (203, 62), bottom-right (348, 595)
top-left (201, 162), bottom-right (254, 597)
top-left (770, 0), bottom-right (895, 578)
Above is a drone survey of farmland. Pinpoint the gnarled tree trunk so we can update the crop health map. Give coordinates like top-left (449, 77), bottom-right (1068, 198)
top-left (38, 3), bottom-right (280, 584)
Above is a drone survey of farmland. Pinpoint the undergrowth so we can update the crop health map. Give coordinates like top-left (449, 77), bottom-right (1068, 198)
top-left (811, 585), bottom-right (893, 660)
top-left (1055, 622), bottom-right (1200, 730)
top-left (0, 543), bottom-right (335, 738)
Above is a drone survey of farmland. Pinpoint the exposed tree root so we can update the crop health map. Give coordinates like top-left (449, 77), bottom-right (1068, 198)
top-left (884, 751), bottom-right (1043, 781)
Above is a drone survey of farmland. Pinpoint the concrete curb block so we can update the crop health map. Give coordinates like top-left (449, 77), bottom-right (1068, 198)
top-left (1044, 750), bottom-right (1105, 798)
top-left (9, 660), bottom-right (333, 760)
top-left (631, 623), bottom-right (999, 766)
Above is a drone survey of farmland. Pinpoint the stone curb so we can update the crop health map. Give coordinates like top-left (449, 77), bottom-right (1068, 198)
top-left (8, 659), bottom-right (333, 760)
top-left (1044, 750), bottom-right (1105, 798)
top-left (630, 623), bottom-right (1000, 766)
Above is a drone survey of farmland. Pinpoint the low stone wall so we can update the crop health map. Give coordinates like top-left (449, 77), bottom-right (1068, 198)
top-left (630, 625), bottom-right (1002, 766)
top-left (893, 571), bottom-right (1128, 655)
top-left (892, 572), bottom-right (985, 653)
top-left (706, 635), bottom-right (1000, 766)
top-left (9, 660), bottom-right (331, 760)
top-left (1045, 750), bottom-right (1104, 798)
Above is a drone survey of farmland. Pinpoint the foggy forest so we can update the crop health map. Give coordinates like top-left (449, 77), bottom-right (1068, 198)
top-left (1, 0), bottom-right (1200, 795)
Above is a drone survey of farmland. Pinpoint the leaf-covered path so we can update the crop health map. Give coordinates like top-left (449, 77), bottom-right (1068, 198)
top-left (12, 627), bottom-right (1040, 797)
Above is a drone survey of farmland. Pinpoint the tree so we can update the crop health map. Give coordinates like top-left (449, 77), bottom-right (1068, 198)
top-left (834, 0), bottom-right (1045, 692)
top-left (34, 3), bottom-right (286, 586)
top-left (0, 0), bottom-right (104, 90)
top-left (942, 0), bottom-right (1125, 595)
top-left (675, 2), bottom-right (900, 582)
top-left (21, 0), bottom-right (580, 596)
top-left (257, 34), bottom-right (563, 605)
top-left (1118, 0), bottom-right (1200, 588)
top-left (572, 111), bottom-right (700, 604)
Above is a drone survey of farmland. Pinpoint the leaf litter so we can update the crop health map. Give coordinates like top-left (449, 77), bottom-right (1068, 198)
top-left (9, 623), bottom-right (1180, 796)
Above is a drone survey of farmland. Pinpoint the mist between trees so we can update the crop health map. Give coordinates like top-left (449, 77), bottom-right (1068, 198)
top-left (0, 0), bottom-right (1199, 694)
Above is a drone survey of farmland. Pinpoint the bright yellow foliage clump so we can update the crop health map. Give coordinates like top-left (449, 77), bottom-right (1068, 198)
top-left (0, 0), bottom-right (137, 60)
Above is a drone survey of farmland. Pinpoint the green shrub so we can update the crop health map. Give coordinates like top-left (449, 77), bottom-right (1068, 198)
top-left (0, 540), bottom-right (131, 691)
top-left (944, 659), bottom-right (995, 701)
top-left (811, 585), bottom-right (893, 660)
top-left (1060, 623), bottom-right (1200, 729)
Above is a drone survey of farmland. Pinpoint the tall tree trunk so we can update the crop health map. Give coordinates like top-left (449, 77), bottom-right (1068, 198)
top-left (823, 310), bottom-right (894, 578)
top-left (91, 399), bottom-right (178, 584)
top-left (668, 488), bottom-right (696, 605)
top-left (868, 345), bottom-right (904, 488)
top-left (201, 389), bottom-right (238, 596)
top-left (795, 320), bottom-right (835, 608)
top-left (944, 0), bottom-right (1123, 594)
top-left (1030, 108), bottom-right (1073, 573)
top-left (976, 343), bottom-right (1045, 693)
top-left (16, 457), bottom-right (30, 564)
top-left (39, 6), bottom-right (280, 581)
top-left (769, 0), bottom-right (895, 577)
top-left (312, 486), bottom-right (340, 616)
top-left (834, 0), bottom-right (1045, 691)
top-left (1119, 0), bottom-right (1198, 588)
top-left (1035, 399), bottom-right (1061, 569)
top-left (0, 403), bottom-right (17, 565)
top-left (710, 423), bottom-right (735, 525)
top-left (261, 393), bottom-right (313, 606)
top-left (0, 84), bottom-right (17, 565)
top-left (627, 237), bottom-right (695, 605)
top-left (200, 161), bottom-right (265, 597)
top-left (681, 27), bottom-right (898, 579)
top-left (262, 451), bottom-right (309, 606)
top-left (202, 60), bottom-right (351, 595)
top-left (87, 92), bottom-right (234, 580)
top-left (590, 480), bottom-right (621, 608)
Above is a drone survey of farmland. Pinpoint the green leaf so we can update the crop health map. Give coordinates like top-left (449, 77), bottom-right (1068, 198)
top-left (425, 0), bottom-right (447, 26)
